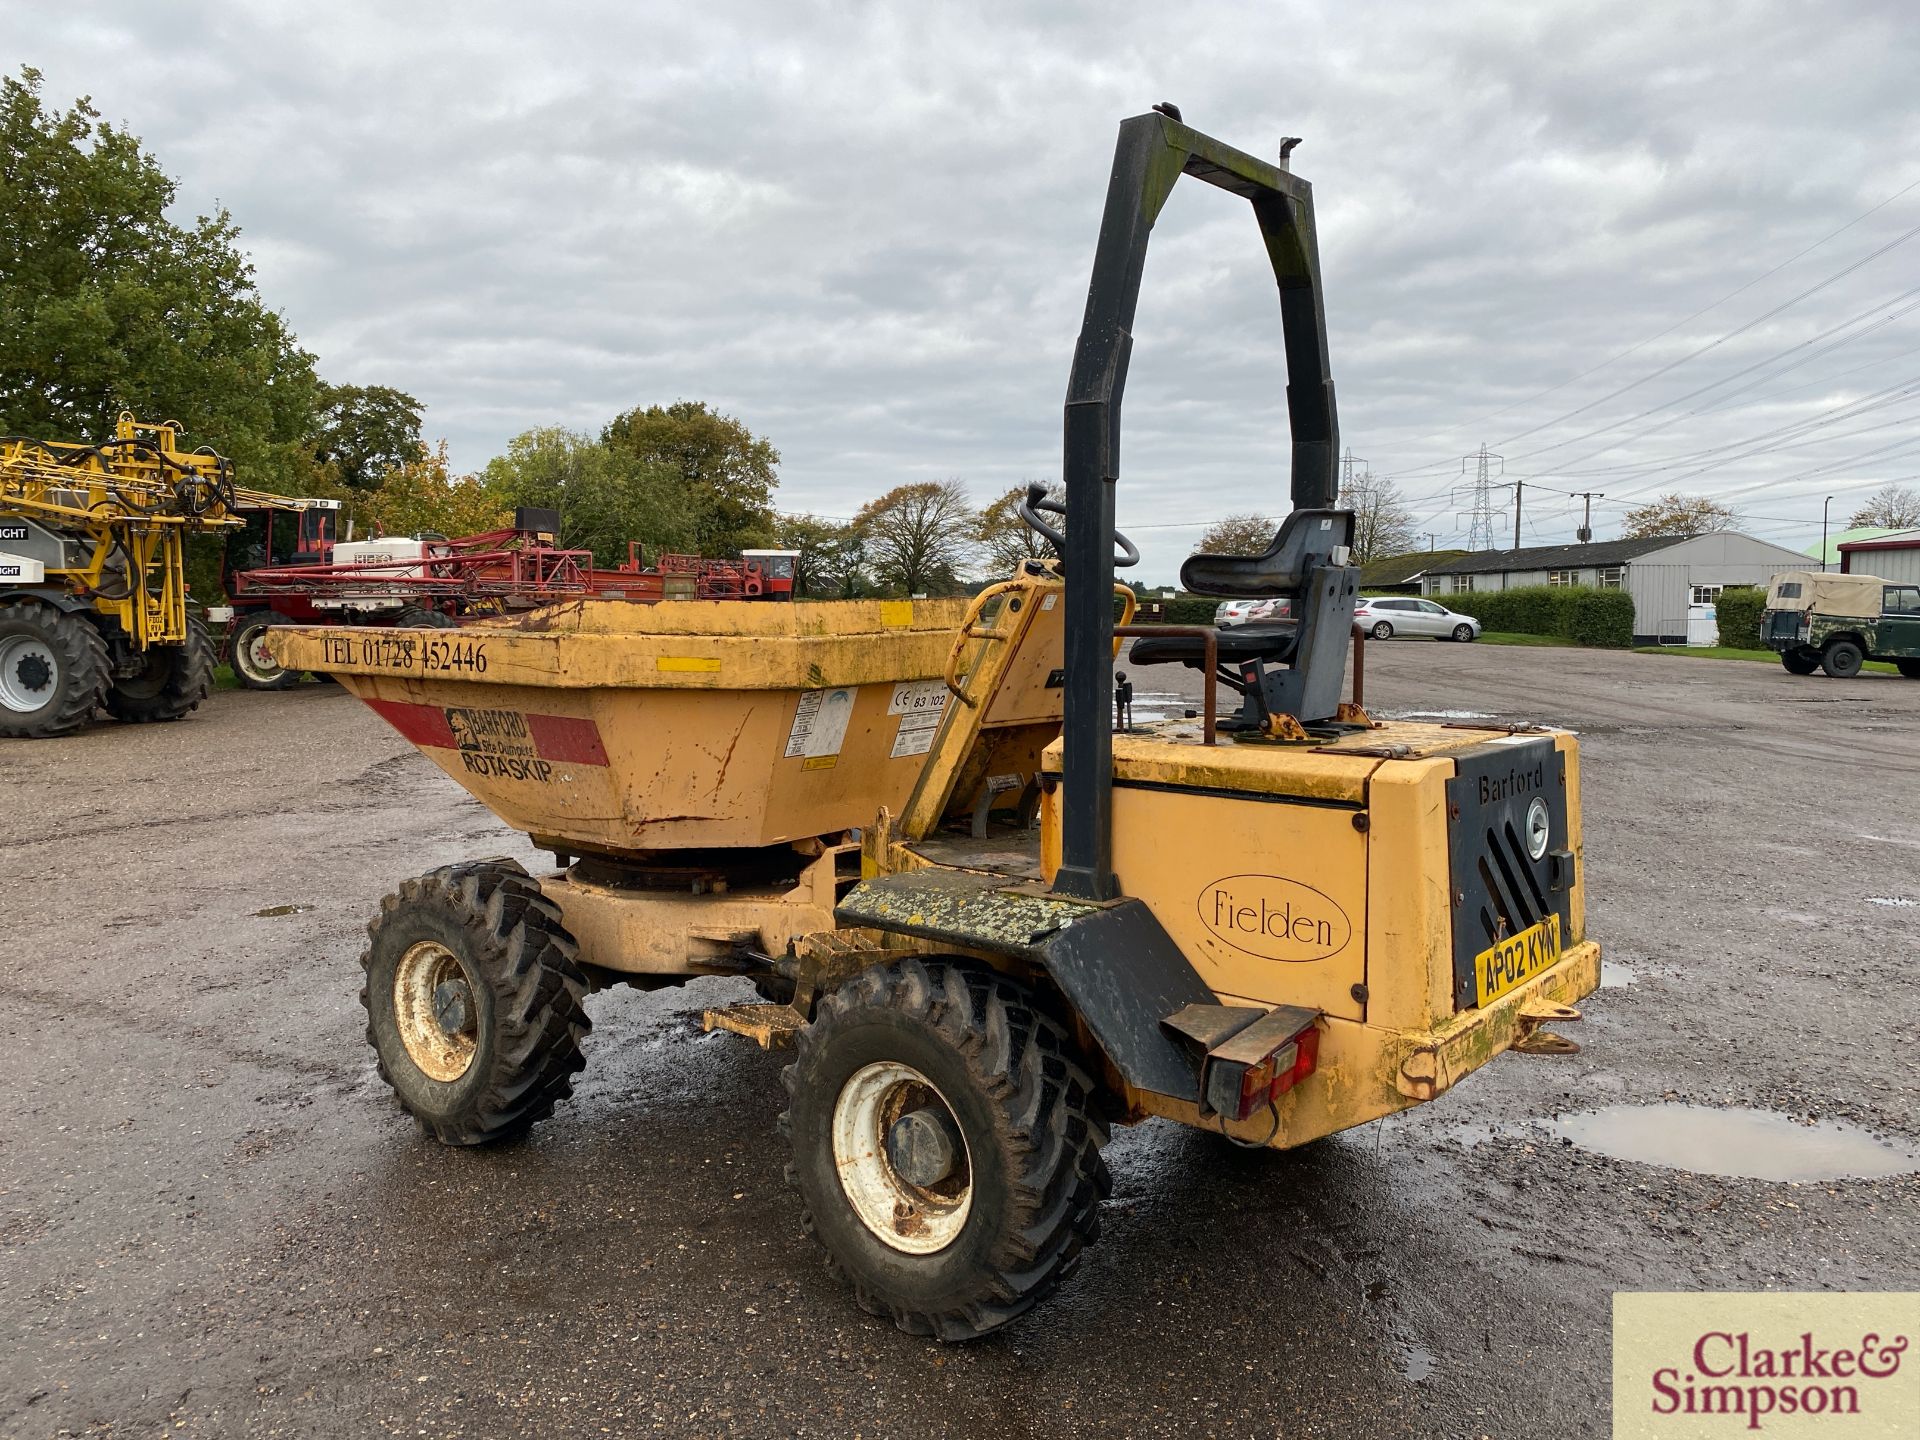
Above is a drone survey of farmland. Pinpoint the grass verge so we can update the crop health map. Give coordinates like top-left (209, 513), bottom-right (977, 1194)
top-left (1633, 644), bottom-right (1899, 674)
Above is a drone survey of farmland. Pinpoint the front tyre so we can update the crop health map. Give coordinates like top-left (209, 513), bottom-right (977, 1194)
top-left (361, 859), bottom-right (591, 1145)
top-left (229, 611), bottom-right (301, 690)
top-left (104, 616), bottom-right (216, 723)
top-left (1820, 639), bottom-right (1865, 679)
top-left (1451, 623), bottom-right (1475, 643)
top-left (0, 601), bottom-right (110, 738)
top-left (781, 959), bottom-right (1109, 1341)
top-left (1896, 658), bottom-right (1920, 679)
top-left (1370, 620), bottom-right (1394, 640)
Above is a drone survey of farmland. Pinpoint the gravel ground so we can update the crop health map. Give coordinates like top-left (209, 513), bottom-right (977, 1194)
top-left (1, 641), bottom-right (1916, 1438)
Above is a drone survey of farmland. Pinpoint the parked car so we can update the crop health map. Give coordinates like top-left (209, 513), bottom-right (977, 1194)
top-left (1214, 597), bottom-right (1292, 626)
top-left (1353, 596), bottom-right (1481, 641)
top-left (1761, 570), bottom-right (1920, 678)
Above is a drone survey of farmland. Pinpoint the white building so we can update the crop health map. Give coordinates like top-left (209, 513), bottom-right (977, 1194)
top-left (1420, 532), bottom-right (1813, 645)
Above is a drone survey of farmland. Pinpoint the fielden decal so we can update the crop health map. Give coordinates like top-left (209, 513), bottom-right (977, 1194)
top-left (1197, 873), bottom-right (1352, 963)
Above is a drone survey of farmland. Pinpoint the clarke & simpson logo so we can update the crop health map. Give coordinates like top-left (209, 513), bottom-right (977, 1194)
top-left (1615, 1293), bottom-right (1918, 1439)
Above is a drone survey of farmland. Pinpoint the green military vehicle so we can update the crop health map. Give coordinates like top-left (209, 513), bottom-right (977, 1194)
top-left (1762, 570), bottom-right (1920, 678)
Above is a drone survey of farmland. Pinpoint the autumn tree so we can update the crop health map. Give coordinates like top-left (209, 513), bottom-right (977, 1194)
top-left (1343, 469), bottom-right (1418, 561)
top-left (356, 442), bottom-right (509, 537)
top-left (854, 480), bottom-right (978, 596)
top-left (1196, 512), bottom-right (1278, 556)
top-left (1619, 493), bottom-right (1737, 538)
top-left (1848, 482), bottom-right (1920, 529)
top-left (312, 384), bottom-right (424, 490)
top-left (976, 482), bottom-right (1065, 577)
top-left (602, 400), bottom-right (778, 555)
top-left (481, 427), bottom-right (696, 566)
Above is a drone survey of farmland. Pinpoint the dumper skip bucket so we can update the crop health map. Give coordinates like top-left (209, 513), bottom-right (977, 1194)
top-left (270, 598), bottom-right (970, 854)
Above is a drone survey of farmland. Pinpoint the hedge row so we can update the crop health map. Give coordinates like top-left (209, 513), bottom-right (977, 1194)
top-left (1713, 586), bottom-right (1765, 650)
top-left (1443, 585), bottom-right (1635, 648)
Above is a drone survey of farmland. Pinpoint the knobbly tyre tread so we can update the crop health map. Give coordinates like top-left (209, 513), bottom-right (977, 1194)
top-left (104, 615), bottom-right (216, 723)
top-left (392, 605), bottom-right (456, 628)
top-left (360, 858), bottom-right (591, 1146)
top-left (780, 957), bottom-right (1110, 1341)
top-left (0, 600), bottom-right (111, 738)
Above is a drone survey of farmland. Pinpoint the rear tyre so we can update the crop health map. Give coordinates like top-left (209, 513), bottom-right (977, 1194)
top-left (104, 616), bottom-right (216, 723)
top-left (1370, 620), bottom-right (1394, 640)
top-left (1780, 651), bottom-right (1819, 675)
top-left (392, 605), bottom-right (456, 628)
top-left (229, 611), bottom-right (300, 690)
top-left (1820, 639), bottom-right (1865, 679)
top-left (360, 858), bottom-right (591, 1146)
top-left (1897, 659), bottom-right (1920, 679)
top-left (0, 601), bottom-right (110, 738)
top-left (781, 958), bottom-right (1109, 1340)
top-left (1451, 623), bottom-right (1475, 643)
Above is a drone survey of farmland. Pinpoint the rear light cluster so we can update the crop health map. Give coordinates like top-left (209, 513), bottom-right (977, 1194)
top-left (1217, 1022), bottom-right (1321, 1121)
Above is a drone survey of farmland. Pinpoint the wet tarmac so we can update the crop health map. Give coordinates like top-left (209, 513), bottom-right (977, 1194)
top-left (2, 641), bottom-right (1917, 1437)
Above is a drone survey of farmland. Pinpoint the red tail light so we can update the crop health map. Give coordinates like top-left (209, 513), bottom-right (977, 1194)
top-left (1223, 1020), bottom-right (1321, 1120)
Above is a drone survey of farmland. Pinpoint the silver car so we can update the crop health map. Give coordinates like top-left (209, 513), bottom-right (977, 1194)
top-left (1213, 597), bottom-right (1292, 627)
top-left (1353, 596), bottom-right (1481, 641)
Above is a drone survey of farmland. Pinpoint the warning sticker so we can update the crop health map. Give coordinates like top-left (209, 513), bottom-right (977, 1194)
top-left (891, 725), bottom-right (936, 759)
top-left (786, 687), bottom-right (858, 760)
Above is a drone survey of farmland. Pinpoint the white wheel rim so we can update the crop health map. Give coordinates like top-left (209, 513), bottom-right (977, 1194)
top-left (238, 628), bottom-right (283, 682)
top-left (393, 940), bottom-right (477, 1082)
top-left (0, 634), bottom-right (58, 713)
top-left (831, 1060), bottom-right (972, 1255)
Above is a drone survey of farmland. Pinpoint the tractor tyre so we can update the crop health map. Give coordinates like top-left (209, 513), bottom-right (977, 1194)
top-left (781, 958), bottom-right (1109, 1341)
top-left (1451, 623), bottom-right (1475, 643)
top-left (104, 615), bottom-right (216, 724)
top-left (1820, 639), bottom-right (1865, 679)
top-left (360, 858), bottom-right (591, 1146)
top-left (1370, 620), bottom-right (1394, 640)
top-left (392, 606), bottom-right (456, 628)
top-left (229, 611), bottom-right (301, 690)
top-left (0, 601), bottom-right (110, 738)
top-left (1780, 651), bottom-right (1820, 676)
top-left (1896, 658), bottom-right (1920, 679)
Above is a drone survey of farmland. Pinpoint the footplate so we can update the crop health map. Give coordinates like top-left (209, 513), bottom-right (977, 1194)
top-left (703, 1003), bottom-right (806, 1049)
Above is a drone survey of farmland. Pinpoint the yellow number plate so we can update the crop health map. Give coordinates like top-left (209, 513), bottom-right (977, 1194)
top-left (1474, 914), bottom-right (1563, 1007)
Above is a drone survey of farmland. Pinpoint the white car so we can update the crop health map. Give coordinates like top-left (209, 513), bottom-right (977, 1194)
top-left (1353, 596), bottom-right (1481, 642)
top-left (1213, 597), bottom-right (1292, 627)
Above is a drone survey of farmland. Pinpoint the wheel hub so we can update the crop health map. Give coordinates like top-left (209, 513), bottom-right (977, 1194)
top-left (393, 940), bottom-right (479, 1082)
top-left (885, 1106), bottom-right (963, 1187)
top-left (0, 635), bottom-right (58, 712)
top-left (832, 1061), bottom-right (973, 1255)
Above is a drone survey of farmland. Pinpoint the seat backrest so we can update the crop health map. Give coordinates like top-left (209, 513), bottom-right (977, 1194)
top-left (1178, 509), bottom-right (1355, 598)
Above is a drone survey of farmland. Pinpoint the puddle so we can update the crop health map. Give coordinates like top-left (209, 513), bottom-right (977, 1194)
top-left (1397, 1344), bottom-right (1436, 1383)
top-left (1390, 708), bottom-right (1495, 721)
top-left (253, 904), bottom-right (315, 918)
top-left (1600, 960), bottom-right (1635, 987)
top-left (1865, 897), bottom-right (1917, 908)
top-left (1548, 1105), bottom-right (1919, 1182)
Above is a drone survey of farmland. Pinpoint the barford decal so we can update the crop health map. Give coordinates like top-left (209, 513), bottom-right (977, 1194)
top-left (1197, 873), bottom-right (1352, 963)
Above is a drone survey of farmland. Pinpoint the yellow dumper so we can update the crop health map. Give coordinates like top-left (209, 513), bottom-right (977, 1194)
top-left (277, 110), bottom-right (1601, 1341)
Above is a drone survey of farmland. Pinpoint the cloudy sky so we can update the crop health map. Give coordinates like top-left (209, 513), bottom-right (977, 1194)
top-left (15, 1), bottom-right (1920, 578)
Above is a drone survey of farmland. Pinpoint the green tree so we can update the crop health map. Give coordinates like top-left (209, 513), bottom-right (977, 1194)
top-left (602, 400), bottom-right (779, 555)
top-left (1620, 492), bottom-right (1737, 538)
top-left (0, 67), bottom-right (322, 492)
top-left (775, 512), bottom-right (866, 597)
top-left (312, 384), bottom-right (424, 490)
top-left (481, 426), bottom-right (696, 566)
top-left (854, 480), bottom-right (978, 596)
top-left (977, 482), bottom-right (1060, 576)
top-left (1197, 512), bottom-right (1277, 556)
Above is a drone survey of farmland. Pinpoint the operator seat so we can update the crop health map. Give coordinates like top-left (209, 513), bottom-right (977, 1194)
top-left (1127, 620), bottom-right (1298, 669)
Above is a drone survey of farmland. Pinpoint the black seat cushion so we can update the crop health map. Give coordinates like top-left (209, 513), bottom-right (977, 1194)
top-left (1128, 621), bottom-right (1298, 669)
